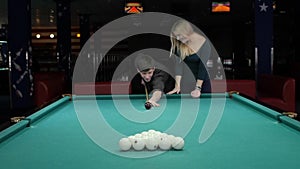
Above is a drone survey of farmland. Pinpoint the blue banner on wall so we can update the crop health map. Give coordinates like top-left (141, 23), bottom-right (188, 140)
top-left (255, 0), bottom-right (273, 76)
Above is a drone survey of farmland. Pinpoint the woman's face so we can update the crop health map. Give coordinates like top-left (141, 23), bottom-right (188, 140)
top-left (173, 32), bottom-right (190, 44)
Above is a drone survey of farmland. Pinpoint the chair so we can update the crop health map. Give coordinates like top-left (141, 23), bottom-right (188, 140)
top-left (256, 74), bottom-right (296, 112)
top-left (34, 72), bottom-right (66, 107)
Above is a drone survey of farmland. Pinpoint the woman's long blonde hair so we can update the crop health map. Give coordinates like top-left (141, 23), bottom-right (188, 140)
top-left (170, 19), bottom-right (195, 60)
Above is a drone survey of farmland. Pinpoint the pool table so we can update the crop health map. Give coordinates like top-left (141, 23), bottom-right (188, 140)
top-left (0, 93), bottom-right (300, 169)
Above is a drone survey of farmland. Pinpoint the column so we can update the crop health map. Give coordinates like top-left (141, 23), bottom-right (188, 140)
top-left (79, 14), bottom-right (90, 49)
top-left (55, 0), bottom-right (71, 88)
top-left (8, 0), bottom-right (34, 110)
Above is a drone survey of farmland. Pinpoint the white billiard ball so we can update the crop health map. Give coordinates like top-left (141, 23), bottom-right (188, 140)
top-left (148, 129), bottom-right (156, 133)
top-left (160, 133), bottom-right (168, 139)
top-left (132, 138), bottom-right (145, 151)
top-left (167, 134), bottom-right (176, 141)
top-left (172, 137), bottom-right (184, 150)
top-left (147, 132), bottom-right (154, 138)
top-left (158, 137), bottom-right (171, 150)
top-left (128, 135), bottom-right (135, 144)
top-left (134, 133), bottom-right (142, 138)
top-left (145, 137), bottom-right (159, 151)
top-left (119, 137), bottom-right (132, 151)
top-left (154, 131), bottom-right (162, 136)
top-left (141, 131), bottom-right (148, 136)
top-left (141, 135), bottom-right (149, 142)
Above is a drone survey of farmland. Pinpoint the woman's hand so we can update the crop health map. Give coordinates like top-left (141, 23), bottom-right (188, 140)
top-left (191, 89), bottom-right (201, 98)
top-left (167, 86), bottom-right (181, 94)
top-left (168, 76), bottom-right (182, 95)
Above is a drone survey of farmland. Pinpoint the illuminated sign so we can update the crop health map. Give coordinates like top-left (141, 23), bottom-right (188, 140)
top-left (124, 2), bottom-right (143, 14)
top-left (211, 1), bottom-right (230, 13)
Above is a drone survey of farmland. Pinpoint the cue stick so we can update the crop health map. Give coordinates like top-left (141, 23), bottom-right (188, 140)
top-left (144, 85), bottom-right (149, 101)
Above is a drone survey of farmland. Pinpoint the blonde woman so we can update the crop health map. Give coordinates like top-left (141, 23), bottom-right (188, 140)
top-left (167, 19), bottom-right (211, 98)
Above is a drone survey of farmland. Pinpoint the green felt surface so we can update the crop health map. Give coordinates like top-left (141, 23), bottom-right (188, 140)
top-left (0, 94), bottom-right (300, 169)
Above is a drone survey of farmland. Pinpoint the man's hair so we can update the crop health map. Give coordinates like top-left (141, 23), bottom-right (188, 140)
top-left (134, 53), bottom-right (155, 72)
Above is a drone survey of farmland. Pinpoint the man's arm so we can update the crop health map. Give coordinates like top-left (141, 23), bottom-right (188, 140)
top-left (148, 90), bottom-right (163, 107)
top-left (148, 70), bottom-right (168, 107)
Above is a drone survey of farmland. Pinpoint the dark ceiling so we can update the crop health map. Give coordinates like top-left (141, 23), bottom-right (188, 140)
top-left (0, 0), bottom-right (256, 27)
top-left (0, 0), bottom-right (294, 28)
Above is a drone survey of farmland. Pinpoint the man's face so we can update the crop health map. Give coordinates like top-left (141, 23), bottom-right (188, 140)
top-left (138, 68), bottom-right (155, 82)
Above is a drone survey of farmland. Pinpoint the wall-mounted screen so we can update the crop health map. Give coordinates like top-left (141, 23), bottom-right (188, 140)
top-left (211, 1), bottom-right (231, 13)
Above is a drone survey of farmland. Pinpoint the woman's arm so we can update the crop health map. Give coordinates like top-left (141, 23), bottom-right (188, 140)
top-left (167, 75), bottom-right (182, 94)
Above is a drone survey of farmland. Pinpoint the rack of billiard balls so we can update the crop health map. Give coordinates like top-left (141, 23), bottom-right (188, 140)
top-left (119, 130), bottom-right (184, 151)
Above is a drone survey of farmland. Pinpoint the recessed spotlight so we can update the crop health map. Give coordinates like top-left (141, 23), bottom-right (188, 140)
top-left (50, 34), bottom-right (55, 38)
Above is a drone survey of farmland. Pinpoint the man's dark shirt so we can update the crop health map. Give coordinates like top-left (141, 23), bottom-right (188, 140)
top-left (131, 69), bottom-right (175, 94)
